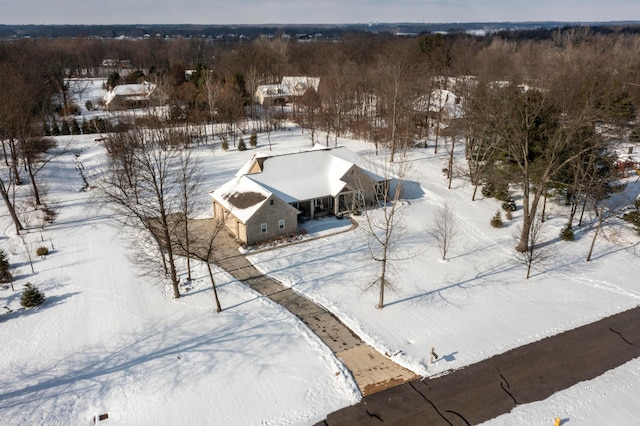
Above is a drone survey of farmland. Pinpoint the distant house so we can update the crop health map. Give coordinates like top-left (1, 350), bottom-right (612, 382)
top-left (98, 58), bottom-right (134, 77)
top-left (210, 145), bottom-right (386, 245)
top-left (103, 81), bottom-right (156, 110)
top-left (255, 76), bottom-right (320, 105)
top-left (414, 89), bottom-right (463, 124)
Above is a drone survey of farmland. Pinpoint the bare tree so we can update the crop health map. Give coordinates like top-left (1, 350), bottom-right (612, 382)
top-left (176, 216), bottom-right (231, 313)
top-left (99, 123), bottom-right (189, 298)
top-left (298, 87), bottom-right (322, 146)
top-left (585, 187), bottom-right (636, 262)
top-left (514, 214), bottom-right (547, 279)
top-left (0, 176), bottom-right (24, 234)
top-left (173, 149), bottom-right (202, 281)
top-left (429, 203), bottom-right (457, 262)
top-left (359, 156), bottom-right (409, 309)
top-left (373, 41), bottom-right (419, 163)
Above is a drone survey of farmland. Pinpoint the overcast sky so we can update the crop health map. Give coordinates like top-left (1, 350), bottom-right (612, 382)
top-left (2, 0), bottom-right (639, 25)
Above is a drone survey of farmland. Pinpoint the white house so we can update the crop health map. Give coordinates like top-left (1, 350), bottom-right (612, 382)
top-left (414, 89), bottom-right (463, 123)
top-left (210, 145), bottom-right (386, 245)
top-left (103, 81), bottom-right (157, 109)
top-left (255, 76), bottom-right (320, 105)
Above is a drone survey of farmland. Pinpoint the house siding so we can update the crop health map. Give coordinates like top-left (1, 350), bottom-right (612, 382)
top-left (212, 200), bottom-right (249, 244)
top-left (245, 196), bottom-right (298, 245)
top-left (341, 165), bottom-right (380, 205)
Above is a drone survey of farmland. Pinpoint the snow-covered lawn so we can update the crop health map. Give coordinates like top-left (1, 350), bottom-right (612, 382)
top-left (0, 132), bottom-right (359, 426)
top-left (1, 118), bottom-right (639, 425)
top-left (248, 138), bottom-right (640, 377)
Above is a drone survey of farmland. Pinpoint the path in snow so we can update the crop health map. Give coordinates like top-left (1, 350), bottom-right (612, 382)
top-left (197, 218), bottom-right (419, 395)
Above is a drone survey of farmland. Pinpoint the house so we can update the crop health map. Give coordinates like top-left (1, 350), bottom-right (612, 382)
top-left (413, 89), bottom-right (463, 124)
top-left (255, 76), bottom-right (320, 105)
top-left (210, 145), bottom-right (386, 245)
top-left (103, 81), bottom-right (157, 110)
top-left (98, 58), bottom-right (133, 77)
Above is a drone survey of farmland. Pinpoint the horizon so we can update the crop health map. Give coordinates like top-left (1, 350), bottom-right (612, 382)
top-left (2, 19), bottom-right (640, 27)
top-left (2, 0), bottom-right (639, 26)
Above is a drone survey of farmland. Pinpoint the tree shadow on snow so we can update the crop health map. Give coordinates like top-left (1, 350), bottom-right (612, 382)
top-left (385, 261), bottom-right (520, 308)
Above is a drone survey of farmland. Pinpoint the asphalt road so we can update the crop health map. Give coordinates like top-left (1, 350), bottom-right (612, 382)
top-left (319, 306), bottom-right (640, 425)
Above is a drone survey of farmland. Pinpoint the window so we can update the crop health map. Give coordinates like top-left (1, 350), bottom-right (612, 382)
top-left (261, 223), bottom-right (267, 233)
top-left (278, 219), bottom-right (285, 230)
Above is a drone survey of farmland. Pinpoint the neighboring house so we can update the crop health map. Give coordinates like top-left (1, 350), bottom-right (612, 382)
top-left (414, 89), bottom-right (463, 124)
top-left (98, 58), bottom-right (133, 77)
top-left (210, 145), bottom-right (386, 245)
top-left (103, 81), bottom-right (157, 110)
top-left (255, 76), bottom-right (320, 105)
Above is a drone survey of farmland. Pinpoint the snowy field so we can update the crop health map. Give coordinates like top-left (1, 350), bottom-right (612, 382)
top-left (1, 80), bottom-right (639, 425)
top-left (0, 132), bottom-right (360, 426)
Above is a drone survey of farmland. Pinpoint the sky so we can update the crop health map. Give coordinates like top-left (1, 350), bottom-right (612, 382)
top-left (1, 0), bottom-right (639, 25)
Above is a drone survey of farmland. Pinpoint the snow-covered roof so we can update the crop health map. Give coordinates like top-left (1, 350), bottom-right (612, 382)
top-left (104, 81), bottom-right (156, 105)
top-left (414, 89), bottom-right (463, 119)
top-left (212, 145), bottom-right (384, 223)
top-left (255, 76), bottom-right (320, 103)
top-left (246, 149), bottom-right (354, 203)
top-left (210, 175), bottom-right (272, 223)
top-left (281, 76), bottom-right (320, 97)
top-left (257, 84), bottom-right (283, 97)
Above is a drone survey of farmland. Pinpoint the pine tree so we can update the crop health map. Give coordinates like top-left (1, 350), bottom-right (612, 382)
top-left (0, 249), bottom-right (12, 283)
top-left (21, 283), bottom-right (45, 308)
top-left (238, 137), bottom-right (247, 151)
top-left (490, 210), bottom-right (503, 228)
top-left (61, 119), bottom-right (71, 135)
top-left (71, 119), bottom-right (81, 135)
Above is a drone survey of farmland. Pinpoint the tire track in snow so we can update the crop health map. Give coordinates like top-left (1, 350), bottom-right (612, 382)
top-left (556, 266), bottom-right (640, 300)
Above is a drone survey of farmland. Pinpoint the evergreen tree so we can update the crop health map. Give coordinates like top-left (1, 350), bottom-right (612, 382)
top-left (249, 131), bottom-right (258, 148)
top-left (81, 118), bottom-right (91, 135)
top-left (0, 249), bottom-right (12, 283)
top-left (61, 119), bottom-right (71, 135)
top-left (238, 137), bottom-right (247, 151)
top-left (51, 121), bottom-right (60, 136)
top-left (20, 283), bottom-right (45, 308)
top-left (71, 119), bottom-right (81, 135)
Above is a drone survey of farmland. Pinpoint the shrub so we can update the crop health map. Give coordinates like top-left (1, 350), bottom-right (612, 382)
top-left (623, 211), bottom-right (640, 234)
top-left (36, 246), bottom-right (49, 257)
top-left (560, 224), bottom-right (575, 241)
top-left (0, 249), bottom-right (12, 283)
top-left (494, 185), bottom-right (510, 202)
top-left (238, 137), bottom-right (247, 151)
top-left (221, 138), bottom-right (229, 151)
top-left (501, 197), bottom-right (516, 212)
top-left (505, 209), bottom-right (513, 221)
top-left (481, 182), bottom-right (509, 200)
top-left (249, 131), bottom-right (258, 147)
top-left (21, 283), bottom-right (45, 308)
top-left (42, 207), bottom-right (57, 224)
top-left (481, 183), bottom-right (494, 198)
top-left (490, 210), bottom-right (503, 228)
